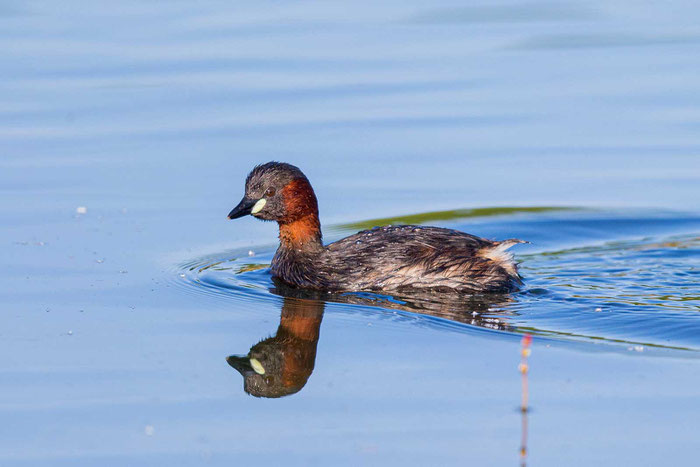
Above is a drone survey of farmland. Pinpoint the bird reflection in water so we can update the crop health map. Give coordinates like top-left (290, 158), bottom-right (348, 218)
top-left (227, 280), bottom-right (515, 398)
top-left (227, 293), bottom-right (324, 398)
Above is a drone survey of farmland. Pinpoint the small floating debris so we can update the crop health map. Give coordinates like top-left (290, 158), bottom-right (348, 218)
top-left (595, 307), bottom-right (602, 312)
top-left (144, 425), bottom-right (154, 436)
top-left (67, 330), bottom-right (73, 336)
top-left (179, 273), bottom-right (186, 278)
top-left (248, 250), bottom-right (255, 257)
top-left (96, 259), bottom-right (104, 264)
top-left (119, 270), bottom-right (128, 274)
top-left (76, 206), bottom-right (87, 215)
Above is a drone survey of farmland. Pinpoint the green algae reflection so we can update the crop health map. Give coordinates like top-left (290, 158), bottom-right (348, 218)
top-left (334, 206), bottom-right (579, 232)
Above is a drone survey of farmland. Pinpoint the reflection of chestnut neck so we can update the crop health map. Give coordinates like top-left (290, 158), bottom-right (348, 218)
top-left (279, 298), bottom-right (324, 341)
top-left (277, 298), bottom-right (324, 389)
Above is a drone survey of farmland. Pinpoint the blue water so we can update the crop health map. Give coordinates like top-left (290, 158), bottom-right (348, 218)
top-left (184, 210), bottom-right (700, 352)
top-left (1, 1), bottom-right (700, 465)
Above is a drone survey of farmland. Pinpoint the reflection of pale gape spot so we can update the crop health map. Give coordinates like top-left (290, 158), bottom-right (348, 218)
top-left (251, 199), bottom-right (267, 214)
top-left (250, 358), bottom-right (266, 375)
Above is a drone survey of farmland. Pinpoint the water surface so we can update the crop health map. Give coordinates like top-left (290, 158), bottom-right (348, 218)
top-left (1, 0), bottom-right (700, 465)
top-left (182, 208), bottom-right (700, 352)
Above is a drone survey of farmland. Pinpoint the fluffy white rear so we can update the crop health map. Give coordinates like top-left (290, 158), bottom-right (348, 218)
top-left (478, 239), bottom-right (525, 277)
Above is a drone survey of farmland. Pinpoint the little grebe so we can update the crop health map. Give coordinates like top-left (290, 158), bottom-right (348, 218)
top-left (228, 162), bottom-right (525, 293)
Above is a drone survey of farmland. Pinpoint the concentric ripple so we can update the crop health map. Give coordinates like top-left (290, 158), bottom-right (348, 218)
top-left (175, 210), bottom-right (700, 353)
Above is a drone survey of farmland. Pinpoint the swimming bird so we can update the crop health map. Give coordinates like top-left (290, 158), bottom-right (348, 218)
top-left (227, 162), bottom-right (525, 293)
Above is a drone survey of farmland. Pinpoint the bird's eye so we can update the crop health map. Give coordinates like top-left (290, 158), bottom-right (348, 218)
top-left (264, 187), bottom-right (276, 197)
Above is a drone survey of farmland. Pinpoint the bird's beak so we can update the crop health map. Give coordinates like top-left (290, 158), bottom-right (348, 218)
top-left (226, 355), bottom-right (254, 375)
top-left (227, 197), bottom-right (256, 219)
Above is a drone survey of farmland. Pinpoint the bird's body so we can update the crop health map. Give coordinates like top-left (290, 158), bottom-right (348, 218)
top-left (272, 225), bottom-right (523, 293)
top-left (228, 162), bottom-right (525, 294)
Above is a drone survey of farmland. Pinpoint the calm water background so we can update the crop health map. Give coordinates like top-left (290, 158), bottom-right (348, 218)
top-left (1, 1), bottom-right (699, 465)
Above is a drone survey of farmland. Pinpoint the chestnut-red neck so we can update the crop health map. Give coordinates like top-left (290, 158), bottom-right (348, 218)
top-left (278, 178), bottom-right (322, 249)
top-left (279, 214), bottom-right (322, 248)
